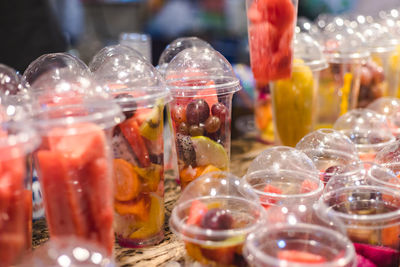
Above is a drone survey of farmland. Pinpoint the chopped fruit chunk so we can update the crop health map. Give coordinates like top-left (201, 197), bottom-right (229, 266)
top-left (180, 166), bottom-right (206, 188)
top-left (139, 104), bottom-right (164, 140)
top-left (300, 179), bottom-right (319, 194)
top-left (133, 164), bottom-right (162, 192)
top-left (201, 208), bottom-right (233, 230)
top-left (261, 184), bottom-right (282, 209)
top-left (187, 200), bottom-right (208, 226)
top-left (356, 254), bottom-right (377, 267)
top-left (120, 118), bottom-right (151, 167)
top-left (354, 243), bottom-right (400, 267)
top-left (114, 196), bottom-right (150, 222)
top-left (113, 159), bottom-right (140, 201)
top-left (200, 165), bottom-right (221, 176)
top-left (278, 250), bottom-right (326, 263)
top-left (195, 81), bottom-right (218, 108)
top-left (359, 152), bottom-right (376, 162)
top-left (191, 136), bottom-right (228, 170)
top-left (201, 246), bottom-right (236, 265)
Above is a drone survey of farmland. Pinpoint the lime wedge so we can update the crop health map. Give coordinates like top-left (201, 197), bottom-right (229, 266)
top-left (191, 136), bottom-right (228, 170)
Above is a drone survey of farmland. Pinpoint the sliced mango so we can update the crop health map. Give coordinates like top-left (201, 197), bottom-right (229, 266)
top-left (113, 159), bottom-right (140, 201)
top-left (114, 196), bottom-right (150, 221)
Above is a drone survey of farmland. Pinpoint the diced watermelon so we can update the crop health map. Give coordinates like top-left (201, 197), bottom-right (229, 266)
top-left (250, 0), bottom-right (295, 30)
top-left (300, 179), bottom-right (319, 194)
top-left (120, 118), bottom-right (151, 167)
top-left (196, 81), bottom-right (218, 108)
top-left (187, 200), bottom-right (208, 226)
top-left (0, 233), bottom-right (25, 267)
top-left (354, 243), bottom-right (400, 267)
top-left (261, 184), bottom-right (282, 209)
top-left (277, 250), bottom-right (326, 263)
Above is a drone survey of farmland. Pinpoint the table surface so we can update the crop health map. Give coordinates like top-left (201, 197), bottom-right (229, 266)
top-left (32, 135), bottom-right (269, 267)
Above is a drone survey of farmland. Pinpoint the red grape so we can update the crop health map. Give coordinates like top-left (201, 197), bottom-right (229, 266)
top-left (211, 103), bottom-right (228, 123)
top-left (189, 124), bottom-right (205, 136)
top-left (171, 104), bottom-right (186, 124)
top-left (201, 208), bottom-right (233, 230)
top-left (205, 116), bottom-right (221, 133)
top-left (186, 99), bottom-right (210, 125)
top-left (178, 122), bottom-right (189, 135)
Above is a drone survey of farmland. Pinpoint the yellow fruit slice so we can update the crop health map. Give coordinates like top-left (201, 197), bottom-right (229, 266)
top-left (133, 164), bottom-right (162, 192)
top-left (114, 196), bottom-right (150, 221)
top-left (139, 103), bottom-right (164, 140)
top-left (191, 136), bottom-right (228, 170)
top-left (200, 165), bottom-right (221, 176)
top-left (113, 159), bottom-right (140, 201)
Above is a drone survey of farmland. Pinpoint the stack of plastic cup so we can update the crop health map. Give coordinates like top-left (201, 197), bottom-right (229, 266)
top-left (270, 33), bottom-right (327, 146)
top-left (27, 63), bottom-right (123, 255)
top-left (247, 146), bottom-right (318, 175)
top-left (317, 26), bottom-right (369, 128)
top-left (169, 172), bottom-right (266, 266)
top-left (165, 47), bottom-right (241, 188)
top-left (367, 97), bottom-right (400, 137)
top-left (320, 185), bottom-right (400, 267)
top-left (333, 108), bottom-right (396, 162)
top-left (358, 23), bottom-right (400, 102)
top-left (90, 44), bottom-right (171, 247)
top-left (296, 129), bottom-right (360, 185)
top-left (244, 204), bottom-right (356, 267)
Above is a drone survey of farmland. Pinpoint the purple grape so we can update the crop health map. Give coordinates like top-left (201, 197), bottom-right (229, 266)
top-left (186, 99), bottom-right (210, 125)
top-left (205, 116), bottom-right (221, 133)
top-left (189, 124), bottom-right (205, 136)
top-left (322, 165), bottom-right (343, 183)
top-left (201, 208), bottom-right (233, 230)
top-left (178, 122), bottom-right (189, 135)
top-left (211, 103), bottom-right (228, 123)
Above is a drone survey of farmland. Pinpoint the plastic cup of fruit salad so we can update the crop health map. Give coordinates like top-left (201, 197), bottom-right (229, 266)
top-left (0, 120), bottom-right (38, 266)
top-left (90, 45), bottom-right (172, 248)
top-left (164, 47), bottom-right (241, 189)
top-left (244, 224), bottom-right (357, 267)
top-left (270, 33), bottom-right (328, 147)
top-left (320, 185), bottom-right (400, 267)
top-left (169, 172), bottom-right (266, 266)
top-left (367, 97), bottom-right (400, 137)
top-left (317, 26), bottom-right (369, 128)
top-left (243, 169), bottom-right (323, 210)
top-left (33, 99), bottom-right (123, 256)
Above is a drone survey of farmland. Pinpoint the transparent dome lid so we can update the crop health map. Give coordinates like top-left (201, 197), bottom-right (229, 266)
top-left (333, 108), bottom-right (395, 149)
top-left (247, 146), bottom-right (318, 175)
top-left (0, 64), bottom-right (24, 96)
top-left (169, 172), bottom-right (266, 246)
top-left (158, 37), bottom-right (213, 74)
top-left (367, 97), bottom-right (400, 132)
top-left (359, 23), bottom-right (399, 53)
top-left (19, 237), bottom-right (115, 267)
top-left (23, 53), bottom-right (89, 87)
top-left (293, 33), bottom-right (328, 71)
top-left (321, 26), bottom-right (370, 63)
top-left (89, 44), bottom-right (171, 111)
top-left (296, 129), bottom-right (360, 173)
top-left (375, 141), bottom-right (400, 176)
top-left (164, 47), bottom-right (241, 97)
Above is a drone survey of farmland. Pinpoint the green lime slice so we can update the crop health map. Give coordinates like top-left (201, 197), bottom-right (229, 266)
top-left (191, 136), bottom-right (228, 170)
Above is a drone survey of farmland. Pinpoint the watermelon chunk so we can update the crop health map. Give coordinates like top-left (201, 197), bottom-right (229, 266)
top-left (354, 243), bottom-right (400, 267)
top-left (187, 200), bottom-right (208, 226)
top-left (300, 179), bottom-right (319, 194)
top-left (277, 250), bottom-right (326, 263)
top-left (261, 184), bottom-right (282, 209)
top-left (196, 81), bottom-right (218, 108)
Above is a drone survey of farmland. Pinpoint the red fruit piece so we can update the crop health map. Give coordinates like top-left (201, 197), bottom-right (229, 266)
top-left (201, 246), bottom-right (236, 265)
top-left (250, 0), bottom-right (295, 30)
top-left (196, 81), bottom-right (218, 109)
top-left (354, 243), bottom-right (400, 267)
top-left (300, 179), bottom-right (319, 194)
top-left (187, 200), bottom-right (208, 226)
top-left (261, 184), bottom-right (282, 210)
top-left (278, 250), bottom-right (326, 263)
top-left (356, 254), bottom-right (377, 267)
top-left (120, 118), bottom-right (151, 167)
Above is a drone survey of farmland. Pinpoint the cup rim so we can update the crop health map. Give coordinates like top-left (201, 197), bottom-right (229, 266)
top-left (355, 137), bottom-right (397, 151)
top-left (366, 162), bottom-right (400, 189)
top-left (245, 223), bottom-right (356, 267)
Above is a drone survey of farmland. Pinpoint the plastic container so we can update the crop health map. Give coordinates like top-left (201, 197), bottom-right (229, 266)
top-left (246, 0), bottom-right (298, 83)
top-left (317, 26), bottom-right (369, 128)
top-left (375, 141), bottom-right (400, 176)
top-left (119, 33), bottom-right (152, 62)
top-left (359, 23), bottom-right (400, 103)
top-left (0, 63), bottom-right (24, 96)
top-left (165, 47), bottom-right (241, 188)
top-left (0, 118), bottom-right (38, 266)
top-left (31, 70), bottom-right (123, 255)
top-left (90, 44), bottom-right (171, 248)
top-left (333, 108), bottom-right (396, 162)
top-left (320, 185), bottom-right (400, 267)
top-left (243, 169), bottom-right (323, 210)
top-left (247, 146), bottom-right (318, 175)
top-left (158, 37), bottom-right (212, 76)
top-left (296, 128), bottom-right (360, 184)
top-left (169, 172), bottom-right (266, 266)
top-left (367, 97), bottom-right (400, 137)
top-left (270, 33), bottom-right (327, 146)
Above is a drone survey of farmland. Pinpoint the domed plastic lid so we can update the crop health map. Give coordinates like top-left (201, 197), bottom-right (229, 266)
top-left (375, 141), bottom-right (400, 175)
top-left (247, 146), bottom-right (318, 175)
top-left (333, 108), bottom-right (395, 149)
top-left (359, 23), bottom-right (399, 53)
top-left (0, 64), bottom-right (24, 96)
top-left (321, 26), bottom-right (370, 63)
top-left (169, 172), bottom-right (266, 246)
top-left (158, 37), bottom-right (213, 74)
top-left (165, 47), bottom-right (241, 97)
top-left (293, 33), bottom-right (327, 71)
top-left (23, 53), bottom-right (89, 87)
top-left (90, 45), bottom-right (171, 111)
top-left (367, 97), bottom-right (400, 134)
top-left (296, 129), bottom-right (360, 172)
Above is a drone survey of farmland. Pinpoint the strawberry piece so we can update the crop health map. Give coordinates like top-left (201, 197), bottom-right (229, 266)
top-left (120, 118), bottom-right (151, 167)
top-left (354, 243), bottom-right (400, 267)
top-left (187, 200), bottom-right (208, 226)
top-left (278, 250), bottom-right (326, 263)
top-left (300, 179), bottom-right (319, 194)
top-left (261, 184), bottom-right (282, 210)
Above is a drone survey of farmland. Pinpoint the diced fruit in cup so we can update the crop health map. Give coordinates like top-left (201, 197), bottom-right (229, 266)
top-left (277, 250), bottom-right (326, 263)
top-left (113, 159), bottom-right (140, 202)
top-left (359, 152), bottom-right (376, 162)
top-left (201, 208), bottom-right (233, 230)
top-left (300, 179), bottom-right (319, 194)
top-left (133, 164), bottom-right (162, 192)
top-left (187, 200), bottom-right (208, 226)
top-left (321, 165), bottom-right (343, 184)
top-left (140, 104), bottom-right (164, 141)
top-left (261, 184), bottom-right (282, 209)
top-left (354, 243), bottom-right (400, 267)
top-left (176, 134), bottom-right (196, 167)
top-left (114, 196), bottom-right (150, 221)
top-left (186, 99), bottom-right (210, 125)
top-left (191, 136), bottom-right (228, 170)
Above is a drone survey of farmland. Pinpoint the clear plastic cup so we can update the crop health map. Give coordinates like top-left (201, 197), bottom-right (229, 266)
top-left (247, 146), bottom-right (318, 175)
top-left (19, 237), bottom-right (115, 266)
top-left (270, 33), bottom-right (328, 147)
top-left (359, 23), bottom-right (400, 103)
top-left (165, 47), bottom-right (241, 189)
top-left (169, 172), bottom-right (266, 266)
top-left (119, 32), bottom-right (152, 62)
top-left (367, 97), bottom-right (400, 137)
top-left (90, 44), bottom-right (171, 248)
top-left (245, 224), bottom-right (356, 267)
top-left (243, 169), bottom-right (323, 210)
top-left (0, 119), bottom-right (38, 266)
top-left (375, 141), bottom-right (400, 175)
top-left (317, 26), bottom-right (369, 128)
top-left (157, 37), bottom-right (213, 76)
top-left (31, 72), bottom-right (123, 255)
top-left (296, 128), bottom-right (360, 184)
top-left (320, 186), bottom-right (400, 267)
top-left (246, 0), bottom-right (298, 83)
top-left (333, 108), bottom-right (396, 162)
